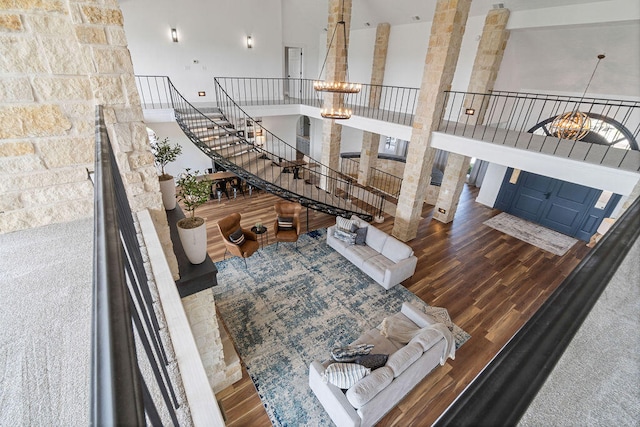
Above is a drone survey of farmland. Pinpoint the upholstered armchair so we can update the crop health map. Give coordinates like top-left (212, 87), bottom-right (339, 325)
top-left (273, 200), bottom-right (302, 249)
top-left (216, 213), bottom-right (259, 266)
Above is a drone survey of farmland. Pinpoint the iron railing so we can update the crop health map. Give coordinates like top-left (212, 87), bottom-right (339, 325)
top-left (136, 75), bottom-right (383, 221)
top-left (436, 194), bottom-right (640, 426)
top-left (339, 155), bottom-right (404, 199)
top-left (214, 77), bottom-right (419, 126)
top-left (92, 105), bottom-right (181, 425)
top-left (440, 90), bottom-right (640, 171)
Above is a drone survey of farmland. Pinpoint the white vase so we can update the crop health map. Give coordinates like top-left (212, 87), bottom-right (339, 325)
top-left (177, 219), bottom-right (208, 264)
top-left (159, 176), bottom-right (177, 210)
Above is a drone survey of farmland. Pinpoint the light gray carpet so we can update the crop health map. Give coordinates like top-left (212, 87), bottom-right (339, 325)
top-left (519, 237), bottom-right (640, 426)
top-left (484, 213), bottom-right (578, 256)
top-left (0, 218), bottom-right (93, 426)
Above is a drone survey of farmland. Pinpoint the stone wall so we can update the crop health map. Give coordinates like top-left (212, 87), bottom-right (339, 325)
top-left (0, 0), bottom-right (177, 276)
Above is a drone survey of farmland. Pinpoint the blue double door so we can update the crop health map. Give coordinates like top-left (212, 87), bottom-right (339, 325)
top-left (495, 169), bottom-right (621, 241)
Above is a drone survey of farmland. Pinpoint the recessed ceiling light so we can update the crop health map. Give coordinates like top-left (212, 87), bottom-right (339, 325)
top-left (364, 22), bottom-right (371, 27)
top-left (411, 16), bottom-right (420, 21)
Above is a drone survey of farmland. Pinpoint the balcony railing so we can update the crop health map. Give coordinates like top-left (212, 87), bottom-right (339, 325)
top-left (214, 77), bottom-right (419, 126)
top-left (340, 155), bottom-right (404, 199)
top-left (92, 105), bottom-right (181, 425)
top-left (440, 90), bottom-right (640, 172)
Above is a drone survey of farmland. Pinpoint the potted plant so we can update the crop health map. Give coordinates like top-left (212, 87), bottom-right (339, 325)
top-left (176, 169), bottom-right (212, 264)
top-left (151, 136), bottom-right (182, 210)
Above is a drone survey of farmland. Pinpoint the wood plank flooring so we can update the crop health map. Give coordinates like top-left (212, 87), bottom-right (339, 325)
top-left (197, 185), bottom-right (590, 426)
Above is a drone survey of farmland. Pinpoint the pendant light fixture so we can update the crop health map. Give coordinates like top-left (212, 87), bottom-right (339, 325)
top-left (315, 0), bottom-right (360, 119)
top-left (549, 54), bottom-right (605, 141)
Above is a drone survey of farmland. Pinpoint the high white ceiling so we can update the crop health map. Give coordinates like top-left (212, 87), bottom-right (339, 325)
top-left (296, 0), bottom-right (610, 30)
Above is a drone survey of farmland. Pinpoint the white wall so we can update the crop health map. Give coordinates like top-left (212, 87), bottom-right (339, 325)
top-left (120, 0), bottom-right (283, 104)
top-left (281, 0), bottom-right (326, 79)
top-left (340, 126), bottom-right (364, 152)
top-left (146, 121), bottom-right (214, 179)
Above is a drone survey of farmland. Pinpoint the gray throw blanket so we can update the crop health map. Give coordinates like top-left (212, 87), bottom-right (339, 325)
top-left (380, 316), bottom-right (455, 365)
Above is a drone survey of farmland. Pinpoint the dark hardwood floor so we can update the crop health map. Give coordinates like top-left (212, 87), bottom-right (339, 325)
top-left (196, 185), bottom-right (590, 426)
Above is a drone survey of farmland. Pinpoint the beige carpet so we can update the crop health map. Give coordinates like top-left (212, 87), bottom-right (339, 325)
top-left (484, 213), bottom-right (578, 256)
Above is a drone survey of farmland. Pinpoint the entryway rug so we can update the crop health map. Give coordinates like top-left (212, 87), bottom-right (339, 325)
top-left (484, 213), bottom-right (578, 256)
top-left (212, 229), bottom-right (470, 427)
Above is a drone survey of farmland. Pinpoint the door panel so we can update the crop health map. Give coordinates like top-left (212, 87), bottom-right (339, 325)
top-left (509, 174), bottom-right (554, 221)
top-left (496, 169), bottom-right (621, 242)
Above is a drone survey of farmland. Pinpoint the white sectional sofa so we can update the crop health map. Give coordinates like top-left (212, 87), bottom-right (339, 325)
top-left (327, 215), bottom-right (417, 290)
top-left (309, 303), bottom-right (455, 427)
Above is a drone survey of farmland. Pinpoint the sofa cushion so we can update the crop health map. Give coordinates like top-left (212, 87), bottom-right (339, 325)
top-left (409, 329), bottom-right (443, 353)
top-left (354, 354), bottom-right (388, 370)
top-left (334, 228), bottom-right (357, 245)
top-left (381, 236), bottom-right (414, 263)
top-left (361, 254), bottom-right (395, 285)
top-left (343, 244), bottom-right (379, 268)
top-left (364, 225), bottom-right (388, 252)
top-left (331, 343), bottom-right (374, 362)
top-left (336, 216), bottom-right (356, 232)
top-left (354, 226), bottom-right (368, 245)
top-left (386, 342), bottom-right (423, 377)
top-left (322, 362), bottom-right (371, 389)
top-left (346, 366), bottom-right (394, 409)
top-left (350, 215), bottom-right (369, 229)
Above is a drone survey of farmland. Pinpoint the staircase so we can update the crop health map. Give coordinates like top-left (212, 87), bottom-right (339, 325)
top-left (153, 77), bottom-right (382, 221)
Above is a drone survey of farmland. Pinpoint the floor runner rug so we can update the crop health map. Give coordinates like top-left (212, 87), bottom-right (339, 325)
top-left (484, 213), bottom-right (579, 256)
top-left (212, 228), bottom-right (470, 426)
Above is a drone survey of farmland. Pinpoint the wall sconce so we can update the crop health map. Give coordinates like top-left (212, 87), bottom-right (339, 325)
top-left (465, 108), bottom-right (475, 115)
top-left (198, 91), bottom-right (206, 97)
top-left (246, 35), bottom-right (253, 49)
top-left (171, 28), bottom-right (178, 43)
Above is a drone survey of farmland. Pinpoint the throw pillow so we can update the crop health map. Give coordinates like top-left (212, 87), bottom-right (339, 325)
top-left (322, 362), bottom-right (371, 389)
top-left (380, 315), bottom-right (422, 344)
top-left (229, 228), bottom-right (245, 245)
top-left (277, 216), bottom-right (294, 230)
top-left (354, 354), bottom-right (388, 370)
top-left (334, 228), bottom-right (357, 245)
top-left (354, 226), bottom-right (368, 245)
top-left (336, 216), bottom-right (355, 232)
top-left (331, 343), bottom-right (374, 362)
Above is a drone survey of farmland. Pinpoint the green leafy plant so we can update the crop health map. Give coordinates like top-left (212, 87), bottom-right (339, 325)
top-left (151, 137), bottom-right (182, 180)
top-left (176, 169), bottom-right (211, 228)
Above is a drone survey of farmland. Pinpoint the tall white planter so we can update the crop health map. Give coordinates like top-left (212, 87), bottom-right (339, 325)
top-left (159, 176), bottom-right (177, 210)
top-left (177, 220), bottom-right (207, 264)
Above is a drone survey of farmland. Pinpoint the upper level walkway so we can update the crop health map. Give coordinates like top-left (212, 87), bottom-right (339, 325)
top-left (137, 76), bottom-right (640, 202)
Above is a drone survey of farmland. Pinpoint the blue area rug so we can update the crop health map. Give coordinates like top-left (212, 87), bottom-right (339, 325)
top-left (213, 229), bottom-right (470, 426)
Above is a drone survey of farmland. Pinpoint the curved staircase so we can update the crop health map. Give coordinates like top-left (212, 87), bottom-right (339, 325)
top-left (142, 76), bottom-right (384, 221)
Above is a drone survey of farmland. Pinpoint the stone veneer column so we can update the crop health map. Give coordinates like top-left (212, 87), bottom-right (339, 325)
top-left (392, 0), bottom-right (472, 241)
top-left (433, 8), bottom-right (510, 223)
top-left (358, 23), bottom-right (390, 187)
top-left (182, 290), bottom-right (241, 393)
top-left (0, 0), bottom-right (178, 277)
top-left (320, 0), bottom-right (352, 192)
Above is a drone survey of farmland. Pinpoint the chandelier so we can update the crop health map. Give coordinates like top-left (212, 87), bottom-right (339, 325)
top-left (320, 107), bottom-right (353, 120)
top-left (315, 0), bottom-right (360, 119)
top-left (549, 54), bottom-right (605, 141)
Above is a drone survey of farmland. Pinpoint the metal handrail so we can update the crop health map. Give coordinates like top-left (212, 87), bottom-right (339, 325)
top-left (339, 156), bottom-right (403, 199)
top-left (135, 75), bottom-right (382, 220)
top-left (92, 106), bottom-right (144, 425)
top-left (440, 90), bottom-right (640, 171)
top-left (214, 76), bottom-right (419, 126)
top-left (435, 195), bottom-right (640, 426)
top-left (93, 105), bottom-right (181, 425)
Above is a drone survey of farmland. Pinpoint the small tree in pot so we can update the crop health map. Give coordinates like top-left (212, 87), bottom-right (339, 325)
top-left (176, 169), bottom-right (212, 264)
top-left (151, 137), bottom-right (182, 210)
